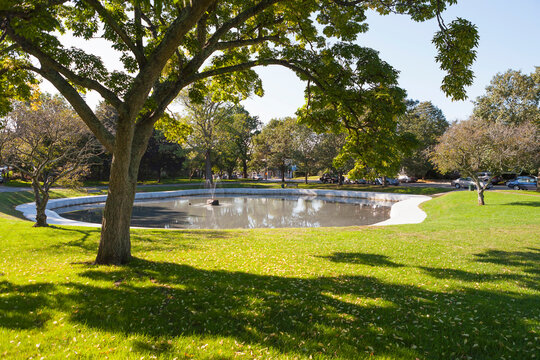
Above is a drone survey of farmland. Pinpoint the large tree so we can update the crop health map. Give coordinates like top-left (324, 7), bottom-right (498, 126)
top-left (473, 68), bottom-right (540, 126)
top-left (1, 0), bottom-right (478, 264)
top-left (1, 94), bottom-right (99, 226)
top-left (430, 118), bottom-right (540, 205)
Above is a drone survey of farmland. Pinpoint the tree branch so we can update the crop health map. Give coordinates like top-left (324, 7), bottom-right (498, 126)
top-left (214, 35), bottom-right (281, 51)
top-left (5, 25), bottom-right (122, 109)
top-left (36, 67), bottom-right (116, 153)
top-left (124, 0), bottom-right (216, 119)
top-left (180, 0), bottom-right (284, 79)
top-left (84, 0), bottom-right (147, 67)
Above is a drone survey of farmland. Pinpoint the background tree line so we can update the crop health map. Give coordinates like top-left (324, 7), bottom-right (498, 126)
top-left (2, 67), bottom-right (538, 191)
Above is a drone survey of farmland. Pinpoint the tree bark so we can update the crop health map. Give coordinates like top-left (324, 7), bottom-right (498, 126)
top-left (31, 179), bottom-right (49, 227)
top-left (95, 152), bottom-right (137, 265)
top-left (305, 172), bottom-right (308, 184)
top-left (477, 188), bottom-right (485, 206)
top-left (242, 160), bottom-right (248, 179)
top-left (94, 115), bottom-right (152, 265)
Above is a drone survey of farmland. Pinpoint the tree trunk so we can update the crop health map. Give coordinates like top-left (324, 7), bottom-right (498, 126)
top-left (205, 150), bottom-right (212, 184)
top-left (537, 168), bottom-right (539, 193)
top-left (242, 160), bottom-right (248, 179)
top-left (95, 116), bottom-right (152, 265)
top-left (31, 179), bottom-right (49, 227)
top-left (477, 188), bottom-right (485, 205)
top-left (305, 172), bottom-right (308, 184)
top-left (95, 152), bottom-right (137, 265)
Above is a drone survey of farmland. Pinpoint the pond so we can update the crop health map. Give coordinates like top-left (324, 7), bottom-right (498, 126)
top-left (58, 194), bottom-right (393, 229)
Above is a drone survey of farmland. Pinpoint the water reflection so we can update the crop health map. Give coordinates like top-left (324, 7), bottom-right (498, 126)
top-left (60, 195), bottom-right (392, 229)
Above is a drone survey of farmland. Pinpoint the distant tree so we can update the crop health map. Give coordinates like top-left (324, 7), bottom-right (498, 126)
top-left (218, 107), bottom-right (261, 179)
top-left (252, 118), bottom-right (296, 182)
top-left (430, 118), bottom-right (540, 205)
top-left (0, 118), bottom-right (8, 165)
top-left (176, 91), bottom-right (232, 184)
top-left (138, 130), bottom-right (185, 182)
top-left (1, 95), bottom-right (99, 226)
top-left (473, 68), bottom-right (540, 126)
top-left (398, 101), bottom-right (449, 178)
top-left (292, 123), bottom-right (324, 184)
top-left (312, 133), bottom-right (348, 176)
top-left (214, 129), bottom-right (239, 178)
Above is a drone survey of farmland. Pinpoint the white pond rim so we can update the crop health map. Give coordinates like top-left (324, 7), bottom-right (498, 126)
top-left (15, 188), bottom-right (432, 228)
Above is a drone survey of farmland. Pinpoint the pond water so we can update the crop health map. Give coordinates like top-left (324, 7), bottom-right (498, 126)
top-left (58, 194), bottom-right (392, 229)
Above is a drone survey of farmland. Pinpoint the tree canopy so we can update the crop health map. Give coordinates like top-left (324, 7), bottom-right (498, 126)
top-left (252, 117), bottom-right (296, 182)
top-left (473, 68), bottom-right (540, 126)
top-left (398, 100), bottom-right (448, 178)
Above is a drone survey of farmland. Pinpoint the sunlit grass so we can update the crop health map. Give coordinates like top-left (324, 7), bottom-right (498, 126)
top-left (0, 190), bottom-right (538, 359)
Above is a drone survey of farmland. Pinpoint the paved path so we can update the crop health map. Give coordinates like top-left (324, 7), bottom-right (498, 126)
top-left (0, 185), bottom-right (30, 193)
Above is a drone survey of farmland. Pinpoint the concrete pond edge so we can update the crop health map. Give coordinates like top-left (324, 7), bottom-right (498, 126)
top-left (15, 188), bottom-right (432, 228)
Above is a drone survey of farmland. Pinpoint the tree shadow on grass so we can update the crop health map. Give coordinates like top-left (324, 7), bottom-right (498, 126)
top-left (419, 266), bottom-right (539, 292)
top-left (45, 227), bottom-right (235, 254)
top-left (24, 258), bottom-right (534, 359)
top-left (47, 226), bottom-right (99, 252)
top-left (318, 252), bottom-right (404, 267)
top-left (474, 248), bottom-right (540, 268)
top-left (0, 281), bottom-right (54, 329)
top-left (504, 201), bottom-right (540, 207)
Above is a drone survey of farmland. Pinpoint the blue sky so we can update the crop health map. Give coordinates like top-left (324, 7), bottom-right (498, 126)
top-left (41, 0), bottom-right (539, 124)
top-left (242, 0), bottom-right (540, 123)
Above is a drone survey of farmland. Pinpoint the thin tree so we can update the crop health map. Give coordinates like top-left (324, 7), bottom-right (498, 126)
top-left (1, 94), bottom-right (100, 226)
top-left (430, 118), bottom-right (540, 205)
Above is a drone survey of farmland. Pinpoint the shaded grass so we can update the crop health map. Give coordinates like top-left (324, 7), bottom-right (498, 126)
top-left (0, 191), bottom-right (538, 359)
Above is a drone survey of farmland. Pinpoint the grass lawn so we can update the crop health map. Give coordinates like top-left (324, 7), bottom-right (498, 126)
top-left (0, 189), bottom-right (538, 359)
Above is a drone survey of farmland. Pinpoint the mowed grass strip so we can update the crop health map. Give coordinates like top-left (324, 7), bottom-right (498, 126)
top-left (0, 190), bottom-right (538, 359)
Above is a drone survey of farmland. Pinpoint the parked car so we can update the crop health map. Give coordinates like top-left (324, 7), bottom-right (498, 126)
top-left (251, 173), bottom-right (263, 181)
top-left (374, 177), bottom-right (399, 186)
top-left (477, 172), bottom-right (502, 185)
top-left (320, 173), bottom-right (338, 184)
top-left (451, 177), bottom-right (492, 189)
top-left (506, 176), bottom-right (538, 190)
top-left (398, 175), bottom-right (417, 183)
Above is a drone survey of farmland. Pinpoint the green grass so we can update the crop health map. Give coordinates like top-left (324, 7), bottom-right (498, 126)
top-left (0, 190), bottom-right (538, 359)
